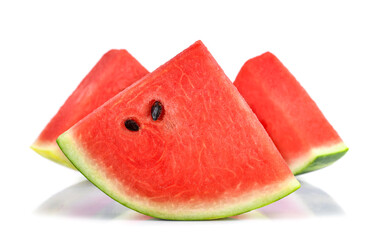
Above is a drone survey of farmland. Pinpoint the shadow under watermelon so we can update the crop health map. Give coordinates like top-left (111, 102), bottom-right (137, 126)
top-left (35, 179), bottom-right (343, 220)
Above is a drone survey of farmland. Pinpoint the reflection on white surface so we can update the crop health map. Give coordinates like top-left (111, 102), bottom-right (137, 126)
top-left (36, 179), bottom-right (343, 220)
top-left (234, 180), bottom-right (344, 219)
top-left (36, 180), bottom-right (152, 220)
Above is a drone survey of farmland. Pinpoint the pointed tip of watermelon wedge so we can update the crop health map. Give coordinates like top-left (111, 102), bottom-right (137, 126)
top-left (57, 131), bottom-right (301, 220)
top-left (30, 141), bottom-right (76, 170)
top-left (291, 142), bottom-right (349, 175)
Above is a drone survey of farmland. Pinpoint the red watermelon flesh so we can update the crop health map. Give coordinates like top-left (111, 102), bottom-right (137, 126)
top-left (57, 41), bottom-right (300, 220)
top-left (31, 50), bottom-right (149, 169)
top-left (234, 52), bottom-right (348, 175)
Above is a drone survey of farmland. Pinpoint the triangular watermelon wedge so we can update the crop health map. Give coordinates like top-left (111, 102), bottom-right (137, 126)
top-left (31, 50), bottom-right (149, 169)
top-left (234, 52), bottom-right (348, 175)
top-left (57, 41), bottom-right (300, 220)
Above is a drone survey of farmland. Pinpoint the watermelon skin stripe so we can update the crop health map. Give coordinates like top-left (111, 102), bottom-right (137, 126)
top-left (57, 132), bottom-right (300, 220)
top-left (290, 143), bottom-right (349, 175)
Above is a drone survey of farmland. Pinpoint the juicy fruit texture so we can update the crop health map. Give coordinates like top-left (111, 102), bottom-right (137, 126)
top-left (234, 52), bottom-right (348, 175)
top-left (31, 50), bottom-right (149, 169)
top-left (57, 41), bottom-right (300, 220)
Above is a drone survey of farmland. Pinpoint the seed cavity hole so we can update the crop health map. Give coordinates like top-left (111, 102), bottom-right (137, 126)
top-left (124, 119), bottom-right (140, 132)
top-left (151, 101), bottom-right (164, 121)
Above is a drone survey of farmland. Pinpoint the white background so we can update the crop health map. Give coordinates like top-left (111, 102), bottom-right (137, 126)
top-left (1, 1), bottom-right (378, 239)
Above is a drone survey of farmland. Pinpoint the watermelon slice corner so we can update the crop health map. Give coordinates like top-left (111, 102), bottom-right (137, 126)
top-left (31, 49), bottom-right (149, 169)
top-left (234, 52), bottom-right (348, 175)
top-left (290, 142), bottom-right (348, 175)
top-left (56, 40), bottom-right (300, 220)
top-left (31, 141), bottom-right (76, 169)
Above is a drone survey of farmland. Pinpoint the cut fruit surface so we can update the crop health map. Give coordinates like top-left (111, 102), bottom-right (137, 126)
top-left (234, 52), bottom-right (348, 175)
top-left (57, 41), bottom-right (300, 220)
top-left (32, 50), bottom-right (149, 169)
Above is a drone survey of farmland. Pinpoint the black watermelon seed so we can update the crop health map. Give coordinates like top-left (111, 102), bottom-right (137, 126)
top-left (151, 101), bottom-right (163, 121)
top-left (124, 119), bottom-right (139, 131)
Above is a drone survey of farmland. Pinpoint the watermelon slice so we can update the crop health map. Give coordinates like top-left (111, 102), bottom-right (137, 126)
top-left (234, 52), bottom-right (348, 175)
top-left (57, 41), bottom-right (300, 220)
top-left (31, 50), bottom-right (149, 169)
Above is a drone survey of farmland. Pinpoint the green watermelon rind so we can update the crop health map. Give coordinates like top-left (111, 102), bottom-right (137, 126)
top-left (30, 143), bottom-right (76, 169)
top-left (57, 131), bottom-right (301, 220)
top-left (291, 142), bottom-right (349, 175)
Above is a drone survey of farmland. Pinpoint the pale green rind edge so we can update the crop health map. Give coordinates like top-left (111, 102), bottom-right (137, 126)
top-left (291, 143), bottom-right (349, 175)
top-left (57, 131), bottom-right (301, 220)
top-left (30, 143), bottom-right (77, 170)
